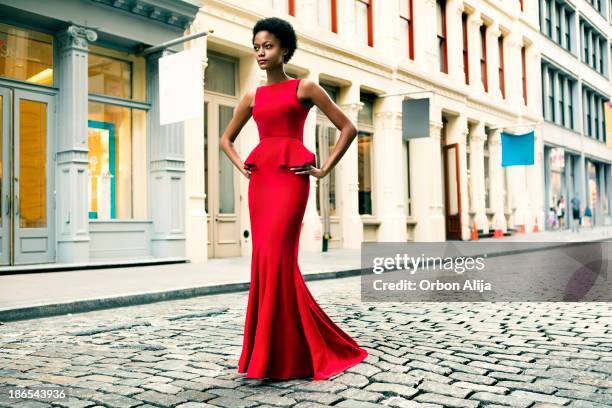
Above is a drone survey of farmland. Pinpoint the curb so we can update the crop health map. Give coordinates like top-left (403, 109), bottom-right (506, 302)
top-left (0, 238), bottom-right (608, 323)
top-left (0, 268), bottom-right (363, 323)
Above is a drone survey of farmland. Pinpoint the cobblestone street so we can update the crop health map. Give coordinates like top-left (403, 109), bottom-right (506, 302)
top-left (0, 275), bottom-right (611, 408)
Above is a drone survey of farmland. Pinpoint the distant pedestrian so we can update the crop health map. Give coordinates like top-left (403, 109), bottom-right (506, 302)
top-left (547, 207), bottom-right (557, 230)
top-left (570, 194), bottom-right (581, 232)
top-left (584, 206), bottom-right (592, 228)
top-left (556, 196), bottom-right (566, 230)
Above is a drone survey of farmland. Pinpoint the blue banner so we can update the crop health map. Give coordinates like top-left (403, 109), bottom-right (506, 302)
top-left (501, 130), bottom-right (534, 166)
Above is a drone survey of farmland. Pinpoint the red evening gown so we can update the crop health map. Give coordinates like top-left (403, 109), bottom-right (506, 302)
top-left (237, 78), bottom-right (368, 380)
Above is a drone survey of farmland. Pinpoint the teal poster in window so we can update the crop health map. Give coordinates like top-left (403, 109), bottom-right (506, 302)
top-left (501, 130), bottom-right (534, 166)
top-left (87, 120), bottom-right (116, 219)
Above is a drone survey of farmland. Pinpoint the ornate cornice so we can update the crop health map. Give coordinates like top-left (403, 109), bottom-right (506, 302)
top-left (89, 0), bottom-right (199, 29)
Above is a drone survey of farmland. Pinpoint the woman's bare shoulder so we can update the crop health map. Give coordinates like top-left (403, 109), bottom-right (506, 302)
top-left (244, 89), bottom-right (256, 109)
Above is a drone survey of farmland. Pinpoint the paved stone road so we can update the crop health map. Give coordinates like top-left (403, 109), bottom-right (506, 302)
top-left (0, 275), bottom-right (611, 408)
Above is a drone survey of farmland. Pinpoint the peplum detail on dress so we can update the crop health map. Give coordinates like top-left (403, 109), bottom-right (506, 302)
top-left (243, 137), bottom-right (316, 170)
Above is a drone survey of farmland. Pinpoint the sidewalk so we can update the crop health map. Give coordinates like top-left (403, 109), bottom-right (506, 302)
top-left (1, 225), bottom-right (611, 322)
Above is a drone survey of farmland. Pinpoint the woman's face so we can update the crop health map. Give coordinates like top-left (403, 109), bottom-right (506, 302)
top-left (253, 30), bottom-right (286, 70)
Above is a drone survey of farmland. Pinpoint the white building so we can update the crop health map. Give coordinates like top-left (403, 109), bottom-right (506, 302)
top-left (538, 0), bottom-right (612, 229)
top-left (186, 0), bottom-right (609, 262)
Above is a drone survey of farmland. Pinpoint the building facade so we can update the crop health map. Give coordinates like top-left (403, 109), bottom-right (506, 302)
top-left (194, 0), bottom-right (550, 261)
top-left (0, 0), bottom-right (200, 268)
top-left (538, 0), bottom-right (612, 229)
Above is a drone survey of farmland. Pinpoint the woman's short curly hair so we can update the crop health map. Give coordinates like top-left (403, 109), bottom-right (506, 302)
top-left (252, 17), bottom-right (297, 64)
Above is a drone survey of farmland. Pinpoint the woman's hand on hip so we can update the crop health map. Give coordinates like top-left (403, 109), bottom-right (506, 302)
top-left (290, 164), bottom-right (326, 179)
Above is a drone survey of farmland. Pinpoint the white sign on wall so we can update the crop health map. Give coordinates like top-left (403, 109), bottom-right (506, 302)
top-left (159, 47), bottom-right (203, 125)
top-left (550, 147), bottom-right (565, 171)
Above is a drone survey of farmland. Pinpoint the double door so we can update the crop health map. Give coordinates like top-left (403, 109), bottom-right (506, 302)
top-left (0, 87), bottom-right (55, 265)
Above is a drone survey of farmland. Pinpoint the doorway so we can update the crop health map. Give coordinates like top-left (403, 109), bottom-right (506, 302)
top-left (443, 142), bottom-right (462, 240)
top-left (0, 86), bottom-right (55, 265)
top-left (204, 96), bottom-right (241, 258)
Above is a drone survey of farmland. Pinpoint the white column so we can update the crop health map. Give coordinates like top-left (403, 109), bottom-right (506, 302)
top-left (468, 12), bottom-right (484, 93)
top-left (469, 123), bottom-right (488, 232)
top-left (373, 0), bottom-right (397, 58)
top-left (148, 50), bottom-right (187, 257)
top-left (184, 22), bottom-right (207, 262)
top-left (373, 108), bottom-right (406, 241)
top-left (56, 25), bottom-right (97, 263)
top-left (448, 0), bottom-right (465, 82)
top-left (421, 0), bottom-right (440, 73)
top-left (488, 23), bottom-right (502, 99)
top-left (301, 70), bottom-right (324, 252)
top-left (301, 0), bottom-right (317, 26)
top-left (411, 115), bottom-right (445, 241)
top-left (506, 31), bottom-right (524, 107)
top-left (339, 0), bottom-right (356, 38)
top-left (488, 129), bottom-right (508, 232)
top-left (526, 129), bottom-right (545, 231)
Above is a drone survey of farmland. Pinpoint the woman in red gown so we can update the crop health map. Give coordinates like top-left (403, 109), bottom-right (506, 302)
top-left (220, 17), bottom-right (368, 381)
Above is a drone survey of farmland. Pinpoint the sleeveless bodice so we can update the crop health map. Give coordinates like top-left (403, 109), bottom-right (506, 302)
top-left (243, 78), bottom-right (317, 171)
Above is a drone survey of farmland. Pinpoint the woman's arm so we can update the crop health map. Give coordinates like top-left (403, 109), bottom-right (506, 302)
top-left (292, 79), bottom-right (358, 179)
top-left (219, 91), bottom-right (255, 178)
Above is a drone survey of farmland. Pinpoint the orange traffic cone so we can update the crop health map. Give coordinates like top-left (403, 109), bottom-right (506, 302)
top-left (471, 222), bottom-right (478, 241)
top-left (518, 224), bottom-right (526, 233)
top-left (493, 229), bottom-right (503, 238)
top-left (533, 217), bottom-right (539, 232)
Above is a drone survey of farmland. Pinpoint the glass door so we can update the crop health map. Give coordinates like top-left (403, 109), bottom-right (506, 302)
top-left (0, 88), bottom-right (9, 265)
top-left (0, 87), bottom-right (55, 265)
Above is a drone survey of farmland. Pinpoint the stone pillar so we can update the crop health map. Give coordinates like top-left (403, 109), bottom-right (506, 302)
top-left (373, 108), bottom-right (405, 241)
top-left (469, 122), bottom-right (488, 232)
top-left (575, 153), bottom-right (586, 216)
top-left (411, 114), bottom-right (445, 241)
top-left (597, 162), bottom-right (606, 226)
top-left (468, 12), bottom-right (484, 93)
top-left (339, 82), bottom-right (364, 248)
top-left (184, 22), bottom-right (207, 262)
top-left (488, 129), bottom-right (507, 232)
top-left (374, 0), bottom-right (397, 58)
top-left (301, 70), bottom-right (324, 252)
top-left (526, 129), bottom-right (545, 231)
top-left (339, 0), bottom-right (356, 39)
top-left (506, 31), bottom-right (523, 106)
top-left (301, 0), bottom-right (317, 25)
top-left (448, 0), bottom-right (465, 82)
top-left (147, 50), bottom-right (186, 257)
top-left (56, 25), bottom-right (97, 263)
top-left (488, 23), bottom-right (502, 99)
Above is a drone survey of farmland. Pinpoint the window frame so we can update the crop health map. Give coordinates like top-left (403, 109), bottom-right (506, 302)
top-left (356, 0), bottom-right (374, 47)
top-left (498, 35), bottom-right (505, 98)
top-left (437, 0), bottom-right (448, 74)
top-left (480, 23), bottom-right (488, 92)
top-left (399, 0), bottom-right (414, 60)
top-left (462, 12), bottom-right (469, 84)
top-left (521, 45), bottom-right (527, 105)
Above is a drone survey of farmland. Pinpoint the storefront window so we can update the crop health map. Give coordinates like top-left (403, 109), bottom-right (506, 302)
top-left (358, 96), bottom-right (374, 125)
top-left (87, 102), bottom-right (147, 220)
top-left (88, 44), bottom-right (146, 101)
top-left (0, 22), bottom-right (53, 86)
top-left (588, 161), bottom-right (598, 218)
top-left (204, 52), bottom-right (237, 96)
